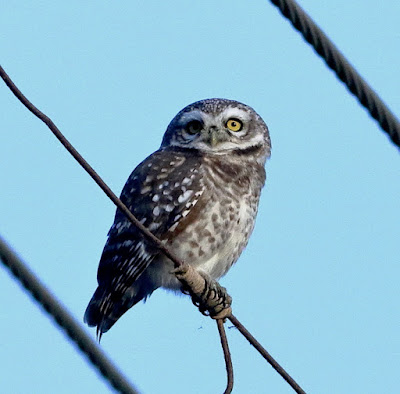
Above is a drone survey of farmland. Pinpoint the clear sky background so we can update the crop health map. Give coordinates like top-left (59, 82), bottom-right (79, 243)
top-left (1, 1), bottom-right (399, 393)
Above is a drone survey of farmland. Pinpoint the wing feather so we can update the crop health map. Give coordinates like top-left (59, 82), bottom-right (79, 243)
top-left (85, 147), bottom-right (205, 334)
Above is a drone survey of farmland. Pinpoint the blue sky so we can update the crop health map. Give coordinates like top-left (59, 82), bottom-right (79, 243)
top-left (1, 1), bottom-right (399, 393)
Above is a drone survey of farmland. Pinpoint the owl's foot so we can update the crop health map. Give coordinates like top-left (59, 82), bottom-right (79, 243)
top-left (173, 263), bottom-right (232, 320)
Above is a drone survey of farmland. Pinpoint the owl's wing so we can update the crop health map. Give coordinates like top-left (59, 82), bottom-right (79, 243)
top-left (99, 148), bottom-right (205, 284)
top-left (84, 148), bottom-right (205, 335)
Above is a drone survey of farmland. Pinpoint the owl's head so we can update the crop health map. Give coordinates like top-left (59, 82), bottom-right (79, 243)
top-left (161, 99), bottom-right (271, 163)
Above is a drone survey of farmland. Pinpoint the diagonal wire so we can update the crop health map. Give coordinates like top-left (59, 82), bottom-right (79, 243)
top-left (229, 314), bottom-right (305, 394)
top-left (0, 235), bottom-right (139, 394)
top-left (270, 0), bottom-right (400, 150)
top-left (0, 64), bottom-right (306, 393)
top-left (217, 319), bottom-right (234, 394)
top-left (0, 65), bottom-right (182, 270)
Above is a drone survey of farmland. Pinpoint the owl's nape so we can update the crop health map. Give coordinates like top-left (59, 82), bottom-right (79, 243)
top-left (85, 98), bottom-right (270, 338)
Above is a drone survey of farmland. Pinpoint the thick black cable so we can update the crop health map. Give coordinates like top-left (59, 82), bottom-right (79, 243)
top-left (270, 0), bottom-right (400, 149)
top-left (0, 236), bottom-right (139, 394)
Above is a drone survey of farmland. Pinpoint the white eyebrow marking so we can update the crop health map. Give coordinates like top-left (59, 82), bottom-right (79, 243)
top-left (179, 110), bottom-right (204, 124)
top-left (220, 107), bottom-right (249, 121)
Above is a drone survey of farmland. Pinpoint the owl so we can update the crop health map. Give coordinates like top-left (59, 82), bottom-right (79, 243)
top-left (84, 98), bottom-right (271, 338)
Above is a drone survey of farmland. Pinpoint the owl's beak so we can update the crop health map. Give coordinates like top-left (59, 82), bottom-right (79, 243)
top-left (208, 126), bottom-right (219, 147)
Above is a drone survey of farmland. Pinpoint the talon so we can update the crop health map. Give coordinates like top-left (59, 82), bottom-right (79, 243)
top-left (173, 264), bottom-right (232, 320)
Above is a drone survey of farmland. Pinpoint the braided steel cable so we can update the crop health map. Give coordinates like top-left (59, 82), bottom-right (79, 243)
top-left (0, 236), bottom-right (139, 394)
top-left (270, 0), bottom-right (400, 149)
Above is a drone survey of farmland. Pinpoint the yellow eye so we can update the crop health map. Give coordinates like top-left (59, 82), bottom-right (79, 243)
top-left (226, 118), bottom-right (243, 132)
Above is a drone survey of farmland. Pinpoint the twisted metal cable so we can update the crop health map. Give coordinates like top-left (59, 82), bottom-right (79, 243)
top-left (0, 236), bottom-right (139, 394)
top-left (270, 0), bottom-right (400, 149)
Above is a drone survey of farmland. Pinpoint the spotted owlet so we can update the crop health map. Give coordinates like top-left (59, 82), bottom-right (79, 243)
top-left (84, 98), bottom-right (271, 337)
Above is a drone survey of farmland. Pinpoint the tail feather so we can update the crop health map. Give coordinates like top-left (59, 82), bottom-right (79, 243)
top-left (84, 283), bottom-right (156, 340)
top-left (84, 287), bottom-right (138, 340)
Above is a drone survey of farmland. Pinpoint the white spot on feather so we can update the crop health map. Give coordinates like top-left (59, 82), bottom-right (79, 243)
top-left (178, 190), bottom-right (193, 203)
top-left (165, 204), bottom-right (174, 212)
top-left (141, 186), bottom-right (152, 194)
top-left (148, 222), bottom-right (160, 231)
top-left (169, 222), bottom-right (179, 232)
top-left (153, 207), bottom-right (161, 216)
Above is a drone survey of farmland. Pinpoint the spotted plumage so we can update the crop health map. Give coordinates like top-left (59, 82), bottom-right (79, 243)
top-left (84, 98), bottom-right (271, 337)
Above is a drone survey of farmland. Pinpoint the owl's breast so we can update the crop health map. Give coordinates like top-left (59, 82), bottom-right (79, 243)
top-left (166, 156), bottom-right (263, 280)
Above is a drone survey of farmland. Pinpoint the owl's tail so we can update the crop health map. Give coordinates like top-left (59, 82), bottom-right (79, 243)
top-left (84, 285), bottom-right (150, 341)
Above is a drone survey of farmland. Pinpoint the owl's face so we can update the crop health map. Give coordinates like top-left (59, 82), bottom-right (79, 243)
top-left (161, 98), bottom-right (271, 162)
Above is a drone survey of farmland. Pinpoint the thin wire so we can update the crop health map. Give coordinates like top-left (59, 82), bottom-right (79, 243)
top-left (269, 0), bottom-right (400, 150)
top-left (0, 64), bottom-right (184, 271)
top-left (229, 314), bottom-right (306, 394)
top-left (217, 319), bottom-right (234, 394)
top-left (0, 64), bottom-right (306, 393)
top-left (0, 236), bottom-right (139, 394)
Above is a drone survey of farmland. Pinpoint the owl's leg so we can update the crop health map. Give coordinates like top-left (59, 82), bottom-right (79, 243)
top-left (173, 264), bottom-right (232, 320)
